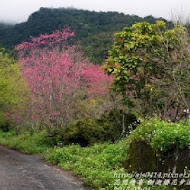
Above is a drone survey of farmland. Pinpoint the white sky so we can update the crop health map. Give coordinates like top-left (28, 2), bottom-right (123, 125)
top-left (0, 0), bottom-right (190, 23)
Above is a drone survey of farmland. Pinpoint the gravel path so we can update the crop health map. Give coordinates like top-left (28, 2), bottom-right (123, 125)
top-left (0, 145), bottom-right (87, 190)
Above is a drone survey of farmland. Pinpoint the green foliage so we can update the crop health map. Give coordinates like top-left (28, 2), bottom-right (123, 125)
top-left (48, 111), bottom-right (138, 147)
top-left (45, 141), bottom-right (131, 189)
top-left (0, 130), bottom-right (49, 154)
top-left (104, 21), bottom-right (169, 94)
top-left (62, 118), bottom-right (121, 146)
top-left (45, 139), bottom-right (170, 189)
top-left (104, 21), bottom-right (190, 120)
top-left (48, 119), bottom-right (121, 147)
top-left (81, 32), bottom-right (114, 64)
top-left (0, 49), bottom-right (28, 126)
top-left (129, 119), bottom-right (190, 152)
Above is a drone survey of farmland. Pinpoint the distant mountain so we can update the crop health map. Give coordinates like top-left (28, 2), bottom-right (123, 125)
top-left (0, 8), bottom-right (172, 64)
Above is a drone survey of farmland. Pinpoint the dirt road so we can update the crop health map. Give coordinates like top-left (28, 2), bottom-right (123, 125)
top-left (0, 145), bottom-right (87, 190)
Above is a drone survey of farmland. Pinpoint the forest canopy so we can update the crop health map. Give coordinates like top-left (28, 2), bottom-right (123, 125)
top-left (0, 8), bottom-right (172, 64)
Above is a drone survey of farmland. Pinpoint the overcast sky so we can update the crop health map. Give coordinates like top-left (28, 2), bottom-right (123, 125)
top-left (1, 0), bottom-right (190, 23)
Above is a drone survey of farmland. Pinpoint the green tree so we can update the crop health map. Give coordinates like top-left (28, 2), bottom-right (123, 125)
top-left (104, 21), bottom-right (190, 121)
top-left (0, 49), bottom-right (28, 126)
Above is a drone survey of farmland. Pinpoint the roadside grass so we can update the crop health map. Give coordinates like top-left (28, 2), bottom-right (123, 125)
top-left (45, 140), bottom-right (131, 189)
top-left (44, 140), bottom-right (170, 190)
top-left (0, 130), bottom-right (49, 154)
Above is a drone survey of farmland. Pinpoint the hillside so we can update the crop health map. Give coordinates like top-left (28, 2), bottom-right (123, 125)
top-left (0, 7), bottom-right (172, 63)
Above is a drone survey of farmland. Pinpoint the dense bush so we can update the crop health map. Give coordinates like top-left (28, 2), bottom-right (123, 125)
top-left (128, 119), bottom-right (190, 152)
top-left (47, 118), bottom-right (120, 147)
top-left (47, 110), bottom-right (138, 147)
top-left (0, 49), bottom-right (28, 128)
top-left (63, 118), bottom-right (119, 146)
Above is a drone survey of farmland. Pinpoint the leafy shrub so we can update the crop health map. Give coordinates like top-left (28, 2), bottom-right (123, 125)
top-left (47, 118), bottom-right (118, 147)
top-left (63, 118), bottom-right (120, 146)
top-left (48, 110), bottom-right (138, 147)
top-left (128, 119), bottom-right (190, 152)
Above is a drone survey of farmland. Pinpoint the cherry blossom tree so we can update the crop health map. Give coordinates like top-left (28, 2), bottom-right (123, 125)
top-left (15, 28), bottom-right (113, 130)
